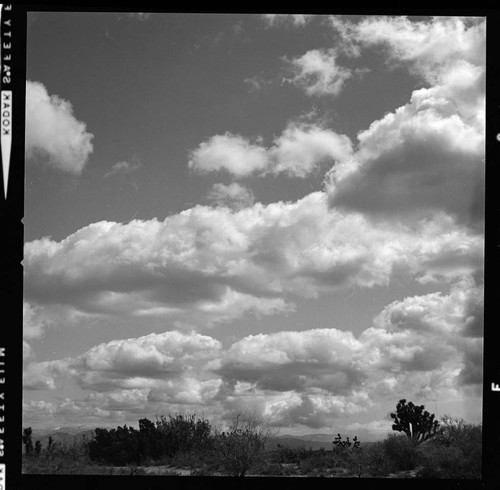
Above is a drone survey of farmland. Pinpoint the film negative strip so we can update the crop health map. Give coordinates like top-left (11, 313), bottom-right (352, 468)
top-left (0, 5), bottom-right (12, 200)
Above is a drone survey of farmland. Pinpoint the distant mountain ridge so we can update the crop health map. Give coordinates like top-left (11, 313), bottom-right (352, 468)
top-left (28, 426), bottom-right (383, 452)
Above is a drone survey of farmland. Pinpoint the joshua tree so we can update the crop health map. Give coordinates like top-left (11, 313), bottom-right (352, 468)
top-left (390, 399), bottom-right (440, 445)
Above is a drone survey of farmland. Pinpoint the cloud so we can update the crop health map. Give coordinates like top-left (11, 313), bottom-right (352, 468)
top-left (23, 275), bottom-right (481, 429)
top-left (25, 81), bottom-right (94, 174)
top-left (373, 276), bottom-right (483, 338)
top-left (324, 22), bottom-right (484, 228)
top-left (317, 17), bottom-right (485, 228)
top-left (206, 182), bottom-right (255, 210)
top-left (262, 14), bottom-right (313, 28)
top-left (284, 48), bottom-right (352, 97)
top-left (23, 399), bottom-right (127, 426)
top-left (23, 301), bottom-right (50, 341)
top-left (104, 159), bottom-right (142, 178)
top-left (353, 16), bottom-right (485, 84)
top-left (216, 279), bottom-right (482, 427)
top-left (23, 341), bottom-right (34, 361)
top-left (244, 75), bottom-right (271, 93)
top-left (189, 123), bottom-right (352, 178)
top-left (23, 192), bottom-right (482, 327)
top-left (270, 124), bottom-right (353, 177)
top-left (188, 133), bottom-right (269, 177)
top-left (24, 330), bottom-right (223, 393)
top-left (218, 328), bottom-right (365, 395)
top-left (368, 276), bottom-right (483, 386)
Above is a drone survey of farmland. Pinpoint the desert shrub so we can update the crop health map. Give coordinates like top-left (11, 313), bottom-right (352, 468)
top-left (383, 434), bottom-right (419, 471)
top-left (331, 433), bottom-right (365, 475)
top-left (274, 444), bottom-right (310, 464)
top-left (23, 438), bottom-right (93, 474)
top-left (281, 463), bottom-right (300, 476)
top-left (212, 411), bottom-right (277, 477)
top-left (361, 441), bottom-right (392, 477)
top-left (416, 416), bottom-right (481, 479)
top-left (87, 413), bottom-right (214, 466)
top-left (259, 462), bottom-right (284, 475)
top-left (168, 448), bottom-right (217, 469)
top-left (299, 457), bottom-right (318, 475)
top-left (155, 413), bottom-right (213, 457)
top-left (88, 425), bottom-right (141, 466)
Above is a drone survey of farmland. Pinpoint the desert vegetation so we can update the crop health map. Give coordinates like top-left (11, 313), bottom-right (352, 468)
top-left (22, 400), bottom-right (482, 478)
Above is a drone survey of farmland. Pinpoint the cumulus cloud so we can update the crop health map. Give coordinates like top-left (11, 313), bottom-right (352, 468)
top-left (323, 17), bottom-right (485, 229)
top-left (285, 48), bottom-right (352, 97)
top-left (23, 274), bottom-right (482, 429)
top-left (189, 123), bottom-right (352, 178)
top-left (25, 81), bottom-right (94, 174)
top-left (373, 276), bottom-right (483, 337)
top-left (353, 16), bottom-right (485, 84)
top-left (215, 279), bottom-right (481, 427)
top-left (206, 182), bottom-right (255, 210)
top-left (23, 301), bottom-right (49, 341)
top-left (270, 124), bottom-right (353, 177)
top-left (323, 22), bottom-right (484, 230)
top-left (325, 86), bottom-right (484, 225)
top-left (218, 328), bottom-right (365, 395)
top-left (23, 192), bottom-right (482, 326)
top-left (24, 330), bottom-right (223, 393)
top-left (368, 276), bottom-right (483, 386)
top-left (188, 133), bottom-right (269, 177)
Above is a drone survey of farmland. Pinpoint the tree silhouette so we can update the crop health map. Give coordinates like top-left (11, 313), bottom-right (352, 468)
top-left (214, 411), bottom-right (277, 477)
top-left (390, 399), bottom-right (440, 445)
top-left (22, 427), bottom-right (33, 455)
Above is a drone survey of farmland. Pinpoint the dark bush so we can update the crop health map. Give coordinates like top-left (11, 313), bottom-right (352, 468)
top-left (383, 434), bottom-right (419, 471)
top-left (88, 425), bottom-right (141, 466)
top-left (361, 442), bottom-right (391, 477)
top-left (155, 413), bottom-right (213, 457)
top-left (212, 412), bottom-right (277, 477)
top-left (416, 416), bottom-right (481, 479)
top-left (87, 413), bottom-right (214, 466)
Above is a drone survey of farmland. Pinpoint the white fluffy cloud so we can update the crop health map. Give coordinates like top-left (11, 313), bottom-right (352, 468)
top-left (188, 133), bottom-right (269, 177)
top-left (24, 330), bottom-right (223, 394)
top-left (353, 16), bottom-right (485, 84)
top-left (25, 81), bottom-right (94, 174)
top-left (189, 123), bottom-right (352, 178)
top-left (215, 277), bottom-right (482, 427)
top-left (24, 192), bottom-right (482, 326)
top-left (285, 48), bottom-right (352, 97)
top-left (270, 124), bottom-right (353, 177)
top-left (325, 84), bottom-right (484, 226)
top-left (24, 275), bottom-right (481, 428)
top-left (325, 18), bottom-right (485, 228)
top-left (206, 182), bottom-right (255, 210)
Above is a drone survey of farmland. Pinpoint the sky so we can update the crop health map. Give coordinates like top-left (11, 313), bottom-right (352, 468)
top-left (22, 11), bottom-right (485, 441)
